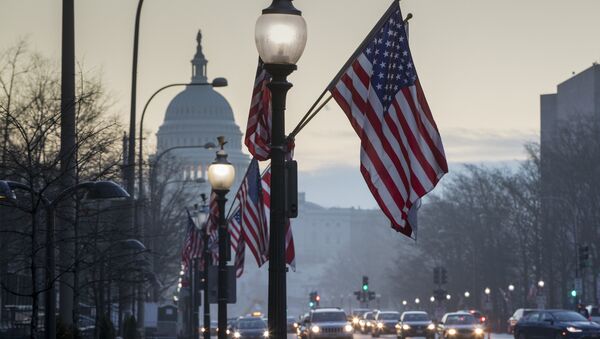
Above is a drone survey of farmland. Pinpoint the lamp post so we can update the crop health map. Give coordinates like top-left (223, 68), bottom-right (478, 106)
top-left (207, 136), bottom-right (235, 339)
top-left (0, 180), bottom-right (129, 339)
top-left (190, 198), bottom-right (209, 339)
top-left (254, 1), bottom-right (307, 337)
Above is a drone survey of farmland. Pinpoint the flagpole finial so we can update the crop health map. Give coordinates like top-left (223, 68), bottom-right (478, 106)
top-left (404, 13), bottom-right (413, 23)
top-left (217, 136), bottom-right (228, 150)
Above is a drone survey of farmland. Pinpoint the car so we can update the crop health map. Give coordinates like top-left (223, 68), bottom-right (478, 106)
top-left (372, 311), bottom-right (400, 337)
top-left (303, 308), bottom-right (353, 339)
top-left (587, 305), bottom-right (600, 324)
top-left (360, 311), bottom-right (376, 334)
top-left (351, 308), bottom-right (370, 330)
top-left (458, 309), bottom-right (488, 328)
top-left (297, 313), bottom-right (310, 339)
top-left (514, 309), bottom-right (600, 339)
top-left (201, 320), bottom-right (218, 336)
top-left (396, 311), bottom-right (435, 339)
top-left (507, 309), bottom-right (538, 334)
top-left (437, 312), bottom-right (485, 339)
top-left (229, 316), bottom-right (269, 339)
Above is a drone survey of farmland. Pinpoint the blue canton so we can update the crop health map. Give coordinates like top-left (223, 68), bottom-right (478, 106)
top-left (247, 159), bottom-right (261, 202)
top-left (363, 7), bottom-right (416, 111)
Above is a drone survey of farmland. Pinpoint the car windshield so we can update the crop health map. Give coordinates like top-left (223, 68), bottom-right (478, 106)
top-left (379, 313), bottom-right (400, 320)
top-left (365, 313), bottom-right (374, 320)
top-left (404, 314), bottom-right (430, 321)
top-left (238, 319), bottom-right (266, 329)
top-left (445, 315), bottom-right (477, 325)
top-left (353, 310), bottom-right (367, 317)
top-left (312, 312), bottom-right (347, 322)
top-left (553, 311), bottom-right (588, 322)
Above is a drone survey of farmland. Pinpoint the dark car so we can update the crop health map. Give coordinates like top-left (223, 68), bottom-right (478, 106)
top-left (437, 313), bottom-right (485, 339)
top-left (372, 311), bottom-right (400, 337)
top-left (508, 309), bottom-right (538, 334)
top-left (230, 317), bottom-right (269, 339)
top-left (397, 311), bottom-right (435, 339)
top-left (304, 308), bottom-right (353, 339)
top-left (514, 309), bottom-right (600, 339)
top-left (360, 312), bottom-right (376, 334)
top-left (287, 316), bottom-right (297, 333)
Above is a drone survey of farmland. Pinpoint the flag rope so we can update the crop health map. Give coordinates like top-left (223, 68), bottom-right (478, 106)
top-left (288, 8), bottom-right (413, 140)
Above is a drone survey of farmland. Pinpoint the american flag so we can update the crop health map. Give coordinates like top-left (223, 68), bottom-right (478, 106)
top-left (228, 209), bottom-right (246, 277)
top-left (181, 209), bottom-right (203, 272)
top-left (230, 159), bottom-right (269, 267)
top-left (245, 59), bottom-right (272, 161)
top-left (205, 192), bottom-right (220, 265)
top-left (329, 1), bottom-right (447, 238)
top-left (261, 166), bottom-right (296, 269)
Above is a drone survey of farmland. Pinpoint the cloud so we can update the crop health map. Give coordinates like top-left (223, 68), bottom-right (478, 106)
top-left (442, 128), bottom-right (538, 162)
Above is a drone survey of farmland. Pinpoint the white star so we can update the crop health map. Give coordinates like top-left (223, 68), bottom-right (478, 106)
top-left (403, 51), bottom-right (408, 56)
top-left (378, 73), bottom-right (384, 79)
top-left (399, 36), bottom-right (405, 42)
top-left (384, 51), bottom-right (390, 57)
top-left (385, 41), bottom-right (391, 47)
top-left (381, 62), bottom-right (387, 68)
top-left (375, 49), bottom-right (380, 55)
top-left (376, 84), bottom-right (383, 90)
top-left (366, 48), bottom-right (372, 55)
top-left (407, 62), bottom-right (413, 69)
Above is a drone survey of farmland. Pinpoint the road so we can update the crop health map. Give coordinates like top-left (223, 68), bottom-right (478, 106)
top-left (286, 333), bottom-right (513, 339)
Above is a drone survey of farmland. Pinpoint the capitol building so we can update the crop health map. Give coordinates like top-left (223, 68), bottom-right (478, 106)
top-left (156, 31), bottom-right (405, 317)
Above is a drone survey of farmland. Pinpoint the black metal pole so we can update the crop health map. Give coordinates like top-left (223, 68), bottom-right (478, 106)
top-left (264, 63), bottom-right (295, 339)
top-left (191, 259), bottom-right (197, 339)
top-left (45, 207), bottom-right (56, 339)
top-left (216, 191), bottom-right (228, 339)
top-left (203, 227), bottom-right (211, 339)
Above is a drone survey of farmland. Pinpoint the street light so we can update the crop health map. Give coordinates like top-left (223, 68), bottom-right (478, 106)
top-left (430, 296), bottom-right (435, 303)
top-left (414, 298), bottom-right (420, 304)
top-left (508, 284), bottom-right (515, 292)
top-left (255, 1), bottom-right (307, 337)
top-left (446, 294), bottom-right (451, 300)
top-left (402, 300), bottom-right (407, 306)
top-left (464, 291), bottom-right (471, 298)
top-left (0, 180), bottom-right (129, 339)
top-left (207, 136), bottom-right (235, 339)
top-left (538, 280), bottom-right (545, 289)
top-left (484, 288), bottom-right (491, 295)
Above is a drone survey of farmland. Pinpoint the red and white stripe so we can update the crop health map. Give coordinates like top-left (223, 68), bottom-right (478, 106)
top-left (228, 209), bottom-right (245, 277)
top-left (245, 59), bottom-right (272, 161)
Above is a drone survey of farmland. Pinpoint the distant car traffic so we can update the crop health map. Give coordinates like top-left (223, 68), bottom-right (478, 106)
top-left (302, 308), bottom-right (353, 339)
top-left (287, 316), bottom-right (297, 333)
top-left (351, 308), bottom-right (369, 330)
top-left (372, 311), bottom-right (400, 337)
top-left (360, 311), bottom-right (376, 334)
top-left (514, 309), bottom-right (600, 339)
top-left (229, 316), bottom-right (268, 339)
top-left (396, 311), bottom-right (435, 339)
top-left (507, 308), bottom-right (538, 334)
top-left (437, 312), bottom-right (485, 339)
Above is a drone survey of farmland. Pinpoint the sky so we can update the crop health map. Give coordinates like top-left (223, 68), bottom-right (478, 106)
top-left (2, 0), bottom-right (600, 208)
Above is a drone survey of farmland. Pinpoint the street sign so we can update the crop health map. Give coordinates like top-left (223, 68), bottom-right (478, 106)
top-left (207, 266), bottom-right (237, 304)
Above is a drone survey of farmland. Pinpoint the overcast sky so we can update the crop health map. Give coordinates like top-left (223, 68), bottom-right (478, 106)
top-left (2, 0), bottom-right (600, 207)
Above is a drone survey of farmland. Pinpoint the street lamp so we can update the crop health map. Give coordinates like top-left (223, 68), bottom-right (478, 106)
top-left (508, 284), bottom-right (515, 292)
top-left (464, 291), bottom-right (471, 298)
top-left (207, 136), bottom-right (235, 339)
top-left (538, 280), bottom-right (545, 289)
top-left (446, 294), bottom-right (451, 300)
top-left (484, 288), bottom-right (491, 295)
top-left (0, 180), bottom-right (129, 339)
top-left (414, 298), bottom-right (420, 304)
top-left (255, 1), bottom-right (307, 337)
top-left (402, 300), bottom-right (407, 306)
top-left (430, 296), bottom-right (435, 303)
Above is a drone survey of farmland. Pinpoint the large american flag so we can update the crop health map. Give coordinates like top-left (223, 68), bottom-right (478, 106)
top-left (181, 209), bottom-right (203, 272)
top-left (329, 1), bottom-right (447, 237)
top-left (262, 166), bottom-right (296, 269)
top-left (205, 192), bottom-right (220, 265)
top-left (245, 59), bottom-right (272, 161)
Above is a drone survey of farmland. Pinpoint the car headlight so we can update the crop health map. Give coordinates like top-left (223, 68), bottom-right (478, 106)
top-left (233, 332), bottom-right (241, 338)
top-left (201, 327), bottom-right (206, 333)
top-left (352, 318), bottom-right (359, 324)
top-left (345, 324), bottom-right (353, 332)
top-left (359, 320), bottom-right (365, 326)
top-left (311, 325), bottom-right (320, 333)
top-left (402, 324), bottom-right (410, 330)
top-left (448, 328), bottom-right (457, 336)
top-left (567, 326), bottom-right (583, 333)
top-left (427, 324), bottom-right (435, 331)
top-left (226, 329), bottom-right (231, 335)
top-left (366, 321), bottom-right (372, 327)
top-left (263, 330), bottom-right (269, 337)
top-left (377, 322), bottom-right (384, 328)
top-left (293, 323), bottom-right (298, 328)
top-left (474, 328), bottom-right (484, 335)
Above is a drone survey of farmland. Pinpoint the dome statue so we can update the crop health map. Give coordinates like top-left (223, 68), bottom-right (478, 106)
top-left (156, 30), bottom-right (249, 195)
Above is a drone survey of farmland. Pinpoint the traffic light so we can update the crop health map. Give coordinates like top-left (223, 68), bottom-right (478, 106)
top-left (362, 276), bottom-right (369, 291)
top-left (441, 268), bottom-right (448, 284)
top-left (570, 289), bottom-right (577, 298)
top-left (579, 245), bottom-right (591, 269)
top-left (433, 267), bottom-right (440, 285)
top-left (368, 291), bottom-right (376, 301)
top-left (315, 294), bottom-right (321, 306)
top-left (309, 291), bottom-right (318, 308)
top-left (354, 291), bottom-right (362, 301)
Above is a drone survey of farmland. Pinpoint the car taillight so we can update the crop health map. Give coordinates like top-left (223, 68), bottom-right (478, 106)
top-left (480, 317), bottom-right (486, 323)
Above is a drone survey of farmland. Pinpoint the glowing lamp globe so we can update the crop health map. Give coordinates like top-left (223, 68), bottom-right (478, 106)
top-left (255, 0), bottom-right (307, 65)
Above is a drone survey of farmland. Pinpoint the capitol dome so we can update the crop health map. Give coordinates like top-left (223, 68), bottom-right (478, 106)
top-left (156, 30), bottom-right (249, 193)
